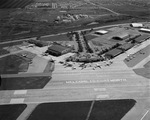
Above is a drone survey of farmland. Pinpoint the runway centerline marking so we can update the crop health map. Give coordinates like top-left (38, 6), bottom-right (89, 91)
top-left (94, 88), bottom-right (106, 91)
top-left (66, 79), bottom-right (126, 84)
top-left (14, 90), bottom-right (27, 95)
top-left (10, 98), bottom-right (25, 104)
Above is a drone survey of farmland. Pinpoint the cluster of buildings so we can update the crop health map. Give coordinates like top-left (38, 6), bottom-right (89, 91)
top-left (55, 13), bottom-right (90, 24)
top-left (26, 1), bottom-right (86, 9)
top-left (23, 22), bottom-right (150, 64)
top-left (90, 23), bottom-right (150, 59)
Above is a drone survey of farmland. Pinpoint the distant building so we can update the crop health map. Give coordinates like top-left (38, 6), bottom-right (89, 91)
top-left (118, 43), bottom-right (134, 51)
top-left (28, 39), bottom-right (48, 47)
top-left (112, 33), bottom-right (130, 40)
top-left (134, 34), bottom-right (150, 43)
top-left (125, 34), bottom-right (141, 42)
top-left (139, 28), bottom-right (150, 33)
top-left (94, 30), bottom-right (108, 35)
top-left (130, 23), bottom-right (143, 28)
top-left (46, 44), bottom-right (72, 56)
top-left (104, 48), bottom-right (123, 59)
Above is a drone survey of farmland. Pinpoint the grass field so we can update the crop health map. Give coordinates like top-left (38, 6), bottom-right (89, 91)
top-left (0, 49), bottom-right (10, 56)
top-left (0, 0), bottom-right (149, 42)
top-left (91, 0), bottom-right (150, 17)
top-left (0, 104), bottom-right (27, 120)
top-left (0, 54), bottom-right (30, 74)
top-left (0, 0), bottom-right (33, 9)
top-left (27, 99), bottom-right (136, 120)
top-left (0, 76), bottom-right (51, 90)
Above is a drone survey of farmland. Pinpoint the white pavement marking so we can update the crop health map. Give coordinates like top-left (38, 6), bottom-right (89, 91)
top-left (94, 88), bottom-right (106, 91)
top-left (86, 100), bottom-right (95, 120)
top-left (10, 98), bottom-right (25, 104)
top-left (96, 94), bottom-right (109, 99)
top-left (14, 90), bottom-right (27, 95)
top-left (140, 109), bottom-right (150, 120)
top-left (66, 79), bottom-right (126, 84)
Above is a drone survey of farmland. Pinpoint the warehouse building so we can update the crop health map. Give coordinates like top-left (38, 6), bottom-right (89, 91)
top-left (118, 43), bottom-right (134, 51)
top-left (104, 48), bottom-right (123, 59)
top-left (139, 28), bottom-right (150, 33)
top-left (46, 44), bottom-right (72, 56)
top-left (130, 23), bottom-right (143, 28)
top-left (28, 39), bottom-right (48, 47)
top-left (112, 33), bottom-right (130, 40)
top-left (94, 30), bottom-right (108, 35)
top-left (134, 34), bottom-right (150, 43)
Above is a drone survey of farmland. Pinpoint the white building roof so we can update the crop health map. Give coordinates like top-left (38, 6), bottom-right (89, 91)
top-left (95, 30), bottom-right (108, 34)
top-left (131, 23), bottom-right (143, 27)
top-left (139, 28), bottom-right (150, 32)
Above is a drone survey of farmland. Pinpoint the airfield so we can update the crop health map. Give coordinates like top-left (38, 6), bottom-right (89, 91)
top-left (0, 21), bottom-right (150, 120)
top-left (0, 0), bottom-right (150, 120)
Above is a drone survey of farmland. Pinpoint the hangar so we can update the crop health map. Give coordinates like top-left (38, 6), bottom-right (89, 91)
top-left (28, 39), bottom-right (48, 47)
top-left (112, 33), bottom-right (130, 40)
top-left (46, 44), bottom-right (71, 56)
top-left (94, 30), bottom-right (108, 35)
top-left (104, 48), bottom-right (123, 59)
top-left (139, 28), bottom-right (150, 33)
top-left (118, 43), bottom-right (134, 51)
top-left (134, 34), bottom-right (150, 43)
top-left (130, 23), bottom-right (143, 28)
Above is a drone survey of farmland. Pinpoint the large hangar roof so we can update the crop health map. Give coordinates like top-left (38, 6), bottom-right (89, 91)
top-left (134, 34), bottom-right (150, 43)
top-left (105, 48), bottom-right (122, 58)
top-left (118, 43), bottom-right (134, 51)
top-left (48, 44), bottom-right (69, 53)
top-left (112, 33), bottom-right (129, 40)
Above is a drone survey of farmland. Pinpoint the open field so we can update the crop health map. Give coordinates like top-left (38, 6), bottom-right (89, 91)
top-left (27, 99), bottom-right (136, 120)
top-left (0, 104), bottom-right (27, 120)
top-left (0, 76), bottom-right (51, 90)
top-left (0, 49), bottom-right (10, 56)
top-left (0, 54), bottom-right (31, 74)
top-left (91, 0), bottom-right (150, 17)
top-left (0, 0), bottom-right (33, 9)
